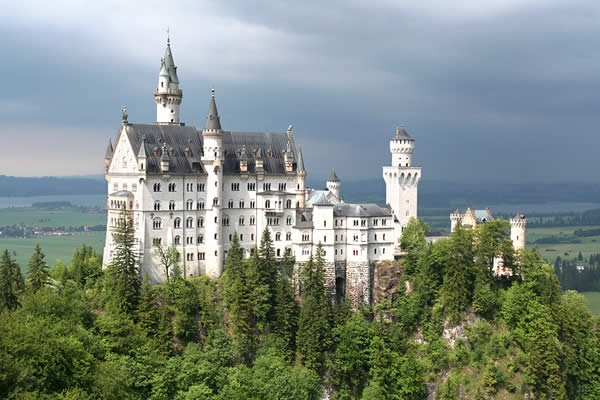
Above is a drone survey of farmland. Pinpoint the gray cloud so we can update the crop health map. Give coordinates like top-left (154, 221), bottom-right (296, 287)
top-left (0, 0), bottom-right (599, 183)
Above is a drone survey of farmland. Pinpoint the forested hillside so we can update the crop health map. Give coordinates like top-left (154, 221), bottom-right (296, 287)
top-left (0, 211), bottom-right (599, 399)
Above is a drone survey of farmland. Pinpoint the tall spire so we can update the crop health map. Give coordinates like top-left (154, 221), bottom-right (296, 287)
top-left (137, 136), bottom-right (147, 159)
top-left (328, 169), bottom-right (340, 182)
top-left (163, 35), bottom-right (179, 84)
top-left (105, 139), bottom-right (113, 159)
top-left (297, 146), bottom-right (305, 172)
top-left (204, 89), bottom-right (222, 131)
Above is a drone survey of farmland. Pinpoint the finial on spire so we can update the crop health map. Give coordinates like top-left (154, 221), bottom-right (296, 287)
top-left (211, 88), bottom-right (215, 98)
top-left (122, 106), bottom-right (128, 123)
top-left (396, 127), bottom-right (400, 137)
top-left (167, 27), bottom-right (170, 45)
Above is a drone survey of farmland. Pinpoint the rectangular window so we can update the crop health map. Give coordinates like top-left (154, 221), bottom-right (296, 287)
top-left (132, 183), bottom-right (137, 192)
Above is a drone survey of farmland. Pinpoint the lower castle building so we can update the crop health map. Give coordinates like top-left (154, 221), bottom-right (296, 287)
top-left (103, 39), bottom-right (422, 304)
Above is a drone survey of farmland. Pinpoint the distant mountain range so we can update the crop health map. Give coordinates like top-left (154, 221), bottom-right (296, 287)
top-left (2, 175), bottom-right (598, 214)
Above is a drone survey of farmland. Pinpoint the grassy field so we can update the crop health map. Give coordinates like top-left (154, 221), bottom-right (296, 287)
top-left (581, 292), bottom-right (600, 315)
top-left (0, 232), bottom-right (106, 273)
top-left (0, 207), bottom-right (106, 227)
top-left (526, 225), bottom-right (600, 261)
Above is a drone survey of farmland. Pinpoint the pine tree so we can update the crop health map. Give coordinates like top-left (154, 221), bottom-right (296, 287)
top-left (27, 243), bottom-right (49, 292)
top-left (258, 227), bottom-right (277, 313)
top-left (137, 274), bottom-right (158, 337)
top-left (441, 223), bottom-right (475, 324)
top-left (0, 249), bottom-right (24, 311)
top-left (273, 252), bottom-right (299, 356)
top-left (223, 233), bottom-right (252, 337)
top-left (104, 206), bottom-right (140, 316)
top-left (297, 244), bottom-right (330, 370)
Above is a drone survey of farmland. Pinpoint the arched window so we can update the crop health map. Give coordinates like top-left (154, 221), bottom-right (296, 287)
top-left (153, 218), bottom-right (162, 230)
top-left (154, 201), bottom-right (160, 211)
top-left (197, 201), bottom-right (204, 210)
top-left (286, 216), bottom-right (292, 225)
top-left (198, 218), bottom-right (204, 227)
top-left (186, 217), bottom-right (194, 228)
top-left (153, 183), bottom-right (161, 192)
top-left (275, 232), bottom-right (281, 241)
top-left (239, 216), bottom-right (245, 226)
top-left (186, 200), bottom-right (194, 210)
top-left (286, 232), bottom-right (291, 241)
top-left (169, 200), bottom-right (176, 210)
top-left (174, 218), bottom-right (181, 229)
top-left (213, 197), bottom-right (219, 206)
top-left (174, 235), bottom-right (181, 245)
top-left (198, 235), bottom-right (204, 243)
top-left (286, 199), bottom-right (292, 208)
top-left (265, 200), bottom-right (271, 208)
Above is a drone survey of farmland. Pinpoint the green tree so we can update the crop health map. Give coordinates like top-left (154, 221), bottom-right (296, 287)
top-left (273, 252), bottom-right (298, 357)
top-left (138, 275), bottom-right (158, 338)
top-left (104, 207), bottom-right (140, 316)
top-left (258, 227), bottom-right (277, 309)
top-left (153, 244), bottom-right (181, 284)
top-left (441, 224), bottom-right (475, 324)
top-left (332, 314), bottom-right (371, 398)
top-left (27, 243), bottom-right (49, 292)
top-left (297, 244), bottom-right (330, 370)
top-left (399, 217), bottom-right (429, 274)
top-left (0, 249), bottom-right (24, 311)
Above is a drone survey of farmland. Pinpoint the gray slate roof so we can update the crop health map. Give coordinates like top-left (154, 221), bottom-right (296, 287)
top-left (122, 123), bottom-right (300, 175)
top-left (393, 127), bottom-right (413, 141)
top-left (163, 43), bottom-right (179, 84)
top-left (204, 92), bottom-right (222, 131)
top-left (328, 169), bottom-right (340, 182)
top-left (105, 139), bottom-right (113, 159)
top-left (333, 203), bottom-right (391, 217)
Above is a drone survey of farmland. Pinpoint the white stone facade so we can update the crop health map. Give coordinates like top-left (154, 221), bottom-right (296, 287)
top-left (103, 40), bottom-right (422, 298)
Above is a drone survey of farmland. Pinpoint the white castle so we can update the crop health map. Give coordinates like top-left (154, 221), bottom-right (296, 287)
top-left (103, 39), bottom-right (421, 304)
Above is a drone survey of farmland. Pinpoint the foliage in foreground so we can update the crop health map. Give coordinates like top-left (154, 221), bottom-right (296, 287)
top-left (1, 220), bottom-right (600, 399)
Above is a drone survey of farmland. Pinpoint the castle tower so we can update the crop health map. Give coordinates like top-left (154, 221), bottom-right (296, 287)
top-left (510, 213), bottom-right (527, 251)
top-left (450, 208), bottom-right (462, 232)
top-left (327, 169), bottom-right (340, 201)
top-left (382, 127), bottom-right (422, 245)
top-left (154, 36), bottom-right (183, 124)
top-left (296, 146), bottom-right (307, 208)
top-left (202, 89), bottom-right (224, 278)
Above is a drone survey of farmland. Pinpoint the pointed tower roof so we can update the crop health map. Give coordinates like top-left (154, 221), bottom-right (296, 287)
top-left (159, 59), bottom-right (169, 77)
top-left (137, 136), bottom-right (147, 159)
top-left (297, 146), bottom-right (305, 172)
top-left (163, 39), bottom-right (179, 84)
top-left (204, 89), bottom-right (222, 131)
top-left (328, 169), bottom-right (340, 182)
top-left (393, 127), bottom-right (413, 141)
top-left (105, 139), bottom-right (113, 159)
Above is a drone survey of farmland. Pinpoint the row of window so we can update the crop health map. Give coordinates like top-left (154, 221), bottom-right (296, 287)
top-left (351, 218), bottom-right (388, 227)
top-left (152, 183), bottom-right (206, 192)
top-left (113, 182), bottom-right (137, 192)
top-left (152, 198), bottom-right (298, 211)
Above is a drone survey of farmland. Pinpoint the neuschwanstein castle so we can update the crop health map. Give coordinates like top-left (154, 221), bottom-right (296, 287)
top-left (103, 39), bottom-right (421, 304)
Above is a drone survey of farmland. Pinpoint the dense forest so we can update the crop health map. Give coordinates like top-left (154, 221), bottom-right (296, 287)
top-left (555, 253), bottom-right (600, 292)
top-left (1, 210), bottom-right (599, 399)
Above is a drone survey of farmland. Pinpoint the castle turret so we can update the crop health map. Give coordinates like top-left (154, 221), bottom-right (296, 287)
top-left (104, 139), bottom-right (113, 173)
top-left (137, 136), bottom-right (147, 172)
top-left (201, 89), bottom-right (224, 278)
top-left (296, 146), bottom-right (306, 208)
top-left (382, 127), bottom-right (422, 245)
top-left (154, 36), bottom-right (183, 124)
top-left (327, 169), bottom-right (340, 201)
top-left (450, 208), bottom-right (462, 232)
top-left (510, 212), bottom-right (527, 251)
top-left (390, 127), bottom-right (414, 167)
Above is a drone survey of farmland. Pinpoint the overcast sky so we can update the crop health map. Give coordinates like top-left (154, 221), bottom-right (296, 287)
top-left (1, 0), bottom-right (599, 183)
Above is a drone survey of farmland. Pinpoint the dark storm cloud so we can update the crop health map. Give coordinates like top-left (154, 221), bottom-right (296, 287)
top-left (0, 0), bottom-right (599, 183)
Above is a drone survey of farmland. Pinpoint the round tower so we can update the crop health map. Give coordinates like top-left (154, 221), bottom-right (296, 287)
top-left (450, 208), bottom-right (462, 232)
top-left (390, 127), bottom-right (414, 167)
top-left (155, 37), bottom-right (183, 124)
top-left (327, 169), bottom-right (340, 201)
top-left (202, 89), bottom-right (224, 278)
top-left (510, 213), bottom-right (527, 251)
